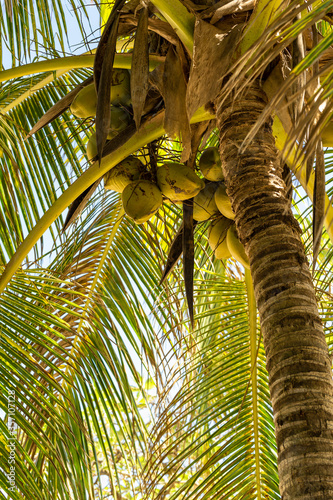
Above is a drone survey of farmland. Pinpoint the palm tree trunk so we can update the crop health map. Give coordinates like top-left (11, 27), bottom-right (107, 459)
top-left (216, 81), bottom-right (333, 499)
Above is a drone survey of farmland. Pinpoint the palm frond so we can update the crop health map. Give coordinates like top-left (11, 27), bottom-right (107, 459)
top-left (0, 69), bottom-right (94, 262)
top-left (0, 0), bottom-right (93, 67)
top-left (143, 265), bottom-right (279, 499)
top-left (2, 2), bottom-right (333, 499)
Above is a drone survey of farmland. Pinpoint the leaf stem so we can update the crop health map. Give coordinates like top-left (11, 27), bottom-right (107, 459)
top-left (0, 53), bottom-right (164, 84)
top-left (63, 204), bottom-right (125, 381)
top-left (245, 269), bottom-right (261, 500)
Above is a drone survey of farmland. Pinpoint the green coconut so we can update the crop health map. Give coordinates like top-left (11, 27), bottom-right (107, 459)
top-left (208, 217), bottom-right (233, 260)
top-left (156, 163), bottom-right (205, 202)
top-left (109, 69), bottom-right (131, 106)
top-left (71, 70), bottom-right (131, 119)
top-left (109, 106), bottom-right (131, 132)
top-left (70, 84), bottom-right (97, 119)
top-left (226, 225), bottom-right (250, 268)
top-left (215, 183), bottom-right (235, 220)
top-left (122, 180), bottom-right (163, 224)
top-left (104, 157), bottom-right (147, 193)
top-left (193, 183), bottom-right (219, 221)
top-left (86, 128), bottom-right (122, 161)
top-left (86, 133), bottom-right (98, 161)
top-left (199, 147), bottom-right (224, 182)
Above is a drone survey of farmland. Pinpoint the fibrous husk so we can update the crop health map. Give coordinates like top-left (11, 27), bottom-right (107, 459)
top-left (208, 217), bottom-right (232, 260)
top-left (130, 5), bottom-right (149, 129)
top-left (226, 225), bottom-right (250, 269)
top-left (122, 180), bottom-right (162, 224)
top-left (156, 163), bottom-right (204, 202)
top-left (104, 156), bottom-right (147, 193)
top-left (163, 45), bottom-right (191, 163)
top-left (215, 183), bottom-right (235, 220)
top-left (193, 182), bottom-right (219, 221)
top-left (186, 20), bottom-right (242, 121)
top-left (183, 199), bottom-right (194, 328)
top-left (94, 7), bottom-right (120, 163)
top-left (199, 147), bottom-right (224, 182)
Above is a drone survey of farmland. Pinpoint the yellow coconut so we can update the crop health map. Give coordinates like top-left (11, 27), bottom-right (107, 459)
top-left (70, 84), bottom-right (97, 118)
top-left (122, 180), bottom-right (162, 224)
top-left (208, 217), bottom-right (233, 259)
top-left (226, 225), bottom-right (250, 268)
top-left (193, 183), bottom-right (219, 221)
top-left (104, 157), bottom-right (147, 193)
top-left (215, 183), bottom-right (235, 220)
top-left (199, 147), bottom-right (224, 182)
top-left (156, 163), bottom-right (205, 202)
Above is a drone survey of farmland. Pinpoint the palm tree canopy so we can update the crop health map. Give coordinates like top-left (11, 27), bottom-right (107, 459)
top-left (1, 1), bottom-right (333, 499)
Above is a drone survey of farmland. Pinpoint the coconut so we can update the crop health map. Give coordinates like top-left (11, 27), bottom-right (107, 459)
top-left (208, 217), bottom-right (233, 259)
top-left (110, 69), bottom-right (131, 106)
top-left (199, 147), bottom-right (224, 182)
top-left (193, 183), bottom-right (219, 221)
top-left (109, 106), bottom-right (131, 132)
top-left (70, 84), bottom-right (97, 119)
top-left (86, 133), bottom-right (98, 161)
top-left (122, 180), bottom-right (162, 224)
top-left (104, 157), bottom-right (146, 193)
top-left (156, 163), bottom-right (205, 202)
top-left (226, 225), bottom-right (250, 268)
top-left (86, 127), bottom-right (123, 161)
top-left (215, 183), bottom-right (235, 220)
top-left (71, 70), bottom-right (131, 119)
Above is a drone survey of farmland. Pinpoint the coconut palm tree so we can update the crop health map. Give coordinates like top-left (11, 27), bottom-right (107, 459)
top-left (1, 0), bottom-right (333, 499)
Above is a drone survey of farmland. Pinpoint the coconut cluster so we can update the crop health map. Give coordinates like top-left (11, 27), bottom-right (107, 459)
top-left (70, 69), bottom-right (132, 163)
top-left (71, 79), bottom-right (249, 267)
top-left (194, 146), bottom-right (249, 268)
top-left (70, 69), bottom-right (163, 224)
top-left (208, 217), bottom-right (249, 268)
top-left (120, 161), bottom-right (205, 224)
top-left (70, 70), bottom-right (204, 224)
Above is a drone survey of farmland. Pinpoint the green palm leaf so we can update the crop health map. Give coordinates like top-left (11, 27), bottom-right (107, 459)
top-left (2, 1), bottom-right (333, 499)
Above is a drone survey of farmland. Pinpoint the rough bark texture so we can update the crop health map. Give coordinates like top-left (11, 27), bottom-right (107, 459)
top-left (216, 81), bottom-right (333, 499)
